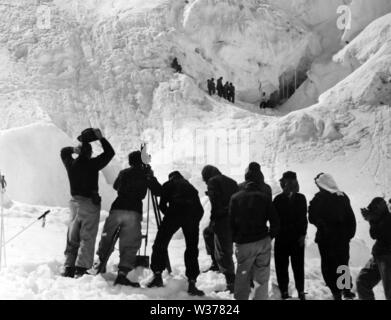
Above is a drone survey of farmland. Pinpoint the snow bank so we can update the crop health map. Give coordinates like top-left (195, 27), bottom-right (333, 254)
top-left (0, 122), bottom-right (116, 209)
top-left (335, 13), bottom-right (391, 68)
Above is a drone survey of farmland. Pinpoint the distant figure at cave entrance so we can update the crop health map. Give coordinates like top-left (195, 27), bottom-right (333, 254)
top-left (260, 92), bottom-right (267, 109)
top-left (171, 57), bottom-right (182, 73)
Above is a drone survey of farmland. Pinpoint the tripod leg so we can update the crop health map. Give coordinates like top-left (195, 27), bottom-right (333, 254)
top-left (151, 194), bottom-right (172, 274)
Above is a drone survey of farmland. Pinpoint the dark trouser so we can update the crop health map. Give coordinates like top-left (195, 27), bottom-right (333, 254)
top-left (213, 217), bottom-right (235, 278)
top-left (274, 239), bottom-right (305, 293)
top-left (64, 196), bottom-right (101, 269)
top-left (217, 88), bottom-right (222, 97)
top-left (96, 210), bottom-right (142, 273)
top-left (318, 241), bottom-right (353, 295)
top-left (357, 255), bottom-right (391, 300)
top-left (151, 215), bottom-right (200, 280)
top-left (203, 224), bottom-right (217, 266)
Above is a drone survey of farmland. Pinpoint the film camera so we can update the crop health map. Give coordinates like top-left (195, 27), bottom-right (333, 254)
top-left (140, 143), bottom-right (154, 176)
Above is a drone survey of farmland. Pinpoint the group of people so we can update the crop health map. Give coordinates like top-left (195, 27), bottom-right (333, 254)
top-left (60, 129), bottom-right (391, 300)
top-left (207, 77), bottom-right (236, 103)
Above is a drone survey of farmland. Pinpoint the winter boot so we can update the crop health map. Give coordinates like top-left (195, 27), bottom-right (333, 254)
top-left (74, 267), bottom-right (88, 278)
top-left (188, 280), bottom-right (205, 297)
top-left (114, 271), bottom-right (140, 288)
top-left (61, 266), bottom-right (75, 278)
top-left (225, 274), bottom-right (235, 294)
top-left (298, 292), bottom-right (306, 301)
top-left (343, 289), bottom-right (356, 300)
top-left (147, 272), bottom-right (164, 288)
top-left (332, 291), bottom-right (342, 300)
top-left (92, 258), bottom-right (106, 275)
top-left (281, 291), bottom-right (291, 300)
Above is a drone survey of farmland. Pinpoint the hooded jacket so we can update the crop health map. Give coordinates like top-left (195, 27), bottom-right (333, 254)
top-left (229, 182), bottom-right (280, 244)
top-left (159, 176), bottom-right (204, 221)
top-left (238, 164), bottom-right (272, 199)
top-left (110, 166), bottom-right (162, 214)
top-left (202, 166), bottom-right (238, 221)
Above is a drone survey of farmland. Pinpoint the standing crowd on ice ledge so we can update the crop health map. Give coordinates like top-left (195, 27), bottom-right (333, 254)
top-left (59, 128), bottom-right (391, 300)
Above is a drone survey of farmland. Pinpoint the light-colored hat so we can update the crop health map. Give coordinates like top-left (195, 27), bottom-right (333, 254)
top-left (315, 173), bottom-right (344, 196)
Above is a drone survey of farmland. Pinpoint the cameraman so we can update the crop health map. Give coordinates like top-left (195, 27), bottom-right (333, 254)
top-left (95, 151), bottom-right (161, 287)
top-left (60, 129), bottom-right (115, 278)
top-left (148, 171), bottom-right (205, 296)
top-left (357, 198), bottom-right (391, 300)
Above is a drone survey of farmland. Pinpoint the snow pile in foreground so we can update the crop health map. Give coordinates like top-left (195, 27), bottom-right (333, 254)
top-left (0, 203), bottom-right (385, 300)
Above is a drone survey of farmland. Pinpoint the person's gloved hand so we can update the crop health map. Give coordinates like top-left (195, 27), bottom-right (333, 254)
top-left (73, 146), bottom-right (81, 155)
top-left (298, 235), bottom-right (306, 247)
top-left (94, 129), bottom-right (103, 140)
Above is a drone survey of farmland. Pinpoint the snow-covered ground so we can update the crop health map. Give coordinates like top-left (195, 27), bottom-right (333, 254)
top-left (1, 0), bottom-right (391, 300)
top-left (0, 202), bottom-right (383, 300)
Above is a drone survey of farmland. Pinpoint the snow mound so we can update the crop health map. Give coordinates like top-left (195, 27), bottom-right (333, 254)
top-left (0, 122), bottom-right (115, 209)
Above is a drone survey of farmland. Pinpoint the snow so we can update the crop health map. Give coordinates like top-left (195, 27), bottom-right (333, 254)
top-left (0, 202), bottom-right (383, 300)
top-left (0, 122), bottom-right (116, 210)
top-left (1, 0), bottom-right (391, 300)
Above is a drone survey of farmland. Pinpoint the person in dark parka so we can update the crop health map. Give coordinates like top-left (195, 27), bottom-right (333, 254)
top-left (217, 77), bottom-right (224, 97)
top-left (273, 171), bottom-right (308, 300)
top-left (171, 57), bottom-right (182, 73)
top-left (95, 151), bottom-right (161, 287)
top-left (211, 78), bottom-right (216, 95)
top-left (148, 171), bottom-right (205, 296)
top-left (357, 198), bottom-right (391, 300)
top-left (223, 82), bottom-right (230, 100)
top-left (229, 179), bottom-right (280, 300)
top-left (202, 165), bottom-right (238, 293)
top-left (229, 83), bottom-right (235, 103)
top-left (309, 173), bottom-right (357, 300)
top-left (207, 79), bottom-right (213, 96)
